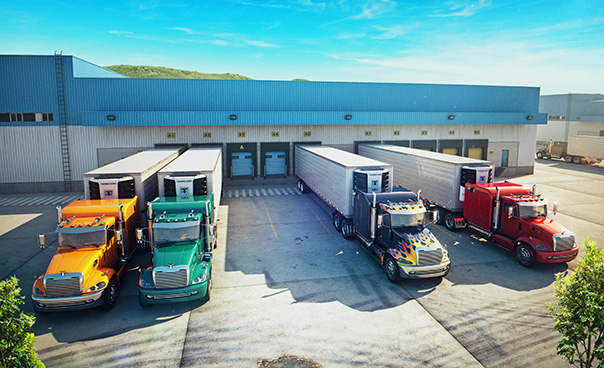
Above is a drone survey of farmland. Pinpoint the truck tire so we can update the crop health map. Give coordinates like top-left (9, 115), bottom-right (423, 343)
top-left (536, 151), bottom-right (544, 159)
top-left (333, 212), bottom-right (342, 232)
top-left (444, 212), bottom-right (457, 232)
top-left (342, 221), bottom-right (354, 239)
top-left (573, 156), bottom-right (582, 164)
top-left (100, 278), bottom-right (118, 310)
top-left (202, 270), bottom-right (212, 304)
top-left (515, 243), bottom-right (536, 267)
top-left (564, 155), bottom-right (572, 163)
top-left (385, 256), bottom-right (400, 283)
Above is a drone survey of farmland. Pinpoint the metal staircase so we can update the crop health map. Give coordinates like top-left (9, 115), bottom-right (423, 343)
top-left (54, 51), bottom-right (72, 192)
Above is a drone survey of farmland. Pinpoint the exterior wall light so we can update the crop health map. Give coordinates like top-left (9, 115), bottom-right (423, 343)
top-left (107, 115), bottom-right (116, 121)
top-left (230, 114), bottom-right (237, 120)
top-left (345, 115), bottom-right (352, 120)
top-left (526, 115), bottom-right (534, 120)
top-left (448, 115), bottom-right (455, 120)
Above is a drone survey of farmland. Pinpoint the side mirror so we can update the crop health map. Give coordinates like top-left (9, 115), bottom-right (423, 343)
top-left (507, 206), bottom-right (514, 218)
top-left (377, 214), bottom-right (384, 227)
top-left (553, 203), bottom-right (558, 216)
top-left (38, 234), bottom-right (46, 249)
top-left (115, 229), bottom-right (123, 245)
top-left (432, 210), bottom-right (440, 223)
top-left (136, 229), bottom-right (144, 244)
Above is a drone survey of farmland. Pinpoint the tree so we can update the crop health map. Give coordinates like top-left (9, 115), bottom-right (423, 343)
top-left (549, 238), bottom-right (604, 368)
top-left (0, 277), bottom-right (45, 368)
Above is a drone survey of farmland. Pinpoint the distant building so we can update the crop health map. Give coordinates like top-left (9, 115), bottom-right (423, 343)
top-left (538, 93), bottom-right (604, 144)
top-left (0, 54), bottom-right (546, 193)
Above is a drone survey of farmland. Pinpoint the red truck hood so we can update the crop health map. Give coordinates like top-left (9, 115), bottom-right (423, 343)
top-left (522, 217), bottom-right (568, 236)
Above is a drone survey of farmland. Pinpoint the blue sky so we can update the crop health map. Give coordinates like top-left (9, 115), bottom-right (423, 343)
top-left (2, 0), bottom-right (603, 94)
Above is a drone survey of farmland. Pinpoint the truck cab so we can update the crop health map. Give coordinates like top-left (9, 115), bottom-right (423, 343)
top-left (32, 197), bottom-right (139, 313)
top-left (354, 191), bottom-right (451, 282)
top-left (464, 183), bottom-right (578, 266)
top-left (137, 196), bottom-right (214, 305)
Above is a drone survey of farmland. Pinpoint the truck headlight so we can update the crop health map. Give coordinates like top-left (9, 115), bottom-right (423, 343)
top-left (140, 279), bottom-right (153, 288)
top-left (534, 244), bottom-right (549, 251)
top-left (192, 274), bottom-right (207, 284)
top-left (87, 281), bottom-right (106, 292)
top-left (33, 286), bottom-right (44, 295)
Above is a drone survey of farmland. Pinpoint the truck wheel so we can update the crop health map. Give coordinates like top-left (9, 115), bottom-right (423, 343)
top-left (299, 180), bottom-right (309, 193)
top-left (100, 278), bottom-right (118, 310)
top-left (385, 256), bottom-right (400, 283)
top-left (536, 151), bottom-right (544, 159)
top-left (342, 222), bottom-right (354, 239)
top-left (444, 212), bottom-right (457, 232)
top-left (333, 213), bottom-right (342, 232)
top-left (202, 271), bottom-right (212, 304)
top-left (573, 156), bottom-right (582, 164)
top-left (564, 156), bottom-right (572, 163)
top-left (515, 243), bottom-right (536, 267)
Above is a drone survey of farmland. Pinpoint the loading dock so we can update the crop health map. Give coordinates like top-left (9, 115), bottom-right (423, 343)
top-left (227, 143), bottom-right (257, 178)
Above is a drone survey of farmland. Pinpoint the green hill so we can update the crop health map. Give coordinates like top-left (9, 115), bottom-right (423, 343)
top-left (104, 65), bottom-right (253, 80)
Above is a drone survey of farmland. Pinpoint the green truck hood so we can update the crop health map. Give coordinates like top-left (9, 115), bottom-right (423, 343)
top-left (154, 242), bottom-right (198, 267)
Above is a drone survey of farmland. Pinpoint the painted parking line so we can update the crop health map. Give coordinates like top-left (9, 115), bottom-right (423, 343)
top-left (0, 195), bottom-right (82, 207)
top-left (224, 187), bottom-right (303, 198)
top-left (261, 198), bottom-right (279, 240)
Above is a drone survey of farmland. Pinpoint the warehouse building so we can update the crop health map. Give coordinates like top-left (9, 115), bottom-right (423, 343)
top-left (538, 93), bottom-right (604, 144)
top-left (0, 54), bottom-right (546, 193)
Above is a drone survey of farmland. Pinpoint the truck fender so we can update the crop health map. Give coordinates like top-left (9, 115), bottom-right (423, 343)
top-left (513, 236), bottom-right (539, 252)
top-left (97, 268), bottom-right (118, 287)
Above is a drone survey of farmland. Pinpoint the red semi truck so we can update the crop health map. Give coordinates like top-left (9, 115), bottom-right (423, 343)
top-left (464, 182), bottom-right (578, 267)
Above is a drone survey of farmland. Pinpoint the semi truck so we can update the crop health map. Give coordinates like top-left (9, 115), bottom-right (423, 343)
top-left (84, 149), bottom-right (180, 222)
top-left (536, 136), bottom-right (604, 164)
top-left (157, 147), bottom-right (222, 246)
top-left (32, 197), bottom-right (139, 312)
top-left (295, 145), bottom-right (450, 282)
top-left (137, 196), bottom-right (214, 305)
top-left (359, 144), bottom-right (578, 267)
top-left (358, 144), bottom-right (494, 231)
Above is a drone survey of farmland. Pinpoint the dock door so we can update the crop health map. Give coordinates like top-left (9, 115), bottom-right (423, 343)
top-left (265, 151), bottom-right (287, 176)
top-left (227, 143), bottom-right (257, 178)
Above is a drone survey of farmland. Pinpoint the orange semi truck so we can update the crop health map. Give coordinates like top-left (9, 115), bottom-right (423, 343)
top-left (32, 197), bottom-right (139, 313)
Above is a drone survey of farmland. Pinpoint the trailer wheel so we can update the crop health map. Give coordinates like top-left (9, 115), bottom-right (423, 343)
top-left (333, 213), bottom-right (342, 232)
top-left (385, 256), bottom-right (400, 283)
top-left (100, 278), bottom-right (118, 310)
top-left (515, 243), bottom-right (536, 267)
top-left (536, 151), bottom-right (544, 159)
top-left (573, 156), bottom-right (582, 164)
top-left (564, 156), bottom-right (572, 163)
top-left (444, 212), bottom-right (457, 232)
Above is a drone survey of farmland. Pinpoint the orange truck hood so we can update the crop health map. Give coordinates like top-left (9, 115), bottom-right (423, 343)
top-left (46, 247), bottom-right (104, 276)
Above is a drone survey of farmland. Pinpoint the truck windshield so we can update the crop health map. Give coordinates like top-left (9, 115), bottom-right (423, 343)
top-left (518, 204), bottom-right (547, 218)
top-left (154, 224), bottom-right (200, 246)
top-left (391, 212), bottom-right (426, 228)
top-left (57, 228), bottom-right (106, 247)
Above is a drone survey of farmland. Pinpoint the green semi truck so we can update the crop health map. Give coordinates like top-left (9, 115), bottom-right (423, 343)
top-left (137, 195), bottom-right (215, 305)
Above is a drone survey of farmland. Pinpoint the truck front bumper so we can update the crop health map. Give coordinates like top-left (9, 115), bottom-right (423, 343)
top-left (536, 247), bottom-right (579, 263)
top-left (31, 290), bottom-right (104, 312)
top-left (138, 281), bottom-right (209, 305)
top-left (399, 261), bottom-right (451, 279)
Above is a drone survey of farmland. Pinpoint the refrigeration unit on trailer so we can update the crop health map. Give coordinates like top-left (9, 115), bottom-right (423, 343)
top-left (84, 149), bottom-right (180, 222)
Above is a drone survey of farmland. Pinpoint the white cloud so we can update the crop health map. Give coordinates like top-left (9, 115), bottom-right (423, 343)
top-left (109, 30), bottom-right (134, 35)
top-left (351, 0), bottom-right (397, 20)
top-left (372, 25), bottom-right (406, 39)
top-left (431, 0), bottom-right (492, 17)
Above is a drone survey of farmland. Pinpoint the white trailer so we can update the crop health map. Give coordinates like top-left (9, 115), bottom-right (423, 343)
top-left (295, 145), bottom-right (392, 232)
top-left (358, 144), bottom-right (494, 230)
top-left (84, 149), bottom-right (180, 222)
top-left (567, 135), bottom-right (604, 164)
top-left (157, 147), bottom-right (223, 211)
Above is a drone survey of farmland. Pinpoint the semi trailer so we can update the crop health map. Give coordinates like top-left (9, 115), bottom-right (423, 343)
top-left (84, 149), bottom-right (180, 222)
top-left (359, 144), bottom-right (578, 267)
top-left (295, 145), bottom-right (450, 281)
top-left (32, 197), bottom-right (139, 312)
top-left (537, 136), bottom-right (604, 164)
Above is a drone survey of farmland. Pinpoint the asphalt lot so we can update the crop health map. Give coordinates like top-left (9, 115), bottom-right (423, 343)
top-left (1, 160), bottom-right (603, 367)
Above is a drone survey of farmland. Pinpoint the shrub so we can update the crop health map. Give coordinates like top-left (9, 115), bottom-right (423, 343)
top-left (0, 277), bottom-right (44, 368)
top-left (549, 238), bottom-right (604, 368)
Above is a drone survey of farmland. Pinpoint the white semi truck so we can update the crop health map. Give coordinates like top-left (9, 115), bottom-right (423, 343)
top-left (295, 145), bottom-right (450, 282)
top-left (358, 144), bottom-right (494, 231)
top-left (84, 149), bottom-right (180, 222)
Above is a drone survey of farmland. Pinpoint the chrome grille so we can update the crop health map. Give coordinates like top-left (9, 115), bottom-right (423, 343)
top-left (153, 266), bottom-right (189, 289)
top-left (44, 273), bottom-right (83, 297)
top-left (417, 249), bottom-right (443, 266)
top-left (554, 233), bottom-right (575, 251)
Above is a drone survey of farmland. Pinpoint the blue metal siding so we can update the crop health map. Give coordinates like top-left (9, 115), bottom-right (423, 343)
top-left (72, 57), bottom-right (127, 78)
top-left (0, 55), bottom-right (545, 127)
